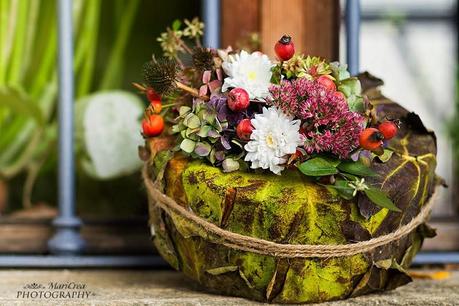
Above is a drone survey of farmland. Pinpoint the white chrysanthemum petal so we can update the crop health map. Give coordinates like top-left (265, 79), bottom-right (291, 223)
top-left (222, 51), bottom-right (273, 99)
top-left (244, 107), bottom-right (302, 175)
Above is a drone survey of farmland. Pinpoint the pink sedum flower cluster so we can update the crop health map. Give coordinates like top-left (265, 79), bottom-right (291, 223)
top-left (269, 78), bottom-right (365, 158)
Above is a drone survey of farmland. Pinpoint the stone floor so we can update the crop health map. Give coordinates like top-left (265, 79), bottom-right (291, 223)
top-left (0, 269), bottom-right (457, 305)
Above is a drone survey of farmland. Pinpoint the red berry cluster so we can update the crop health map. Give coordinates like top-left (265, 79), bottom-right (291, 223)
top-left (359, 120), bottom-right (399, 152)
top-left (225, 87), bottom-right (255, 141)
top-left (142, 88), bottom-right (165, 138)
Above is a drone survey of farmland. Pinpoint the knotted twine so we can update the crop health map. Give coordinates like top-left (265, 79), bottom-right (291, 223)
top-left (143, 165), bottom-right (436, 258)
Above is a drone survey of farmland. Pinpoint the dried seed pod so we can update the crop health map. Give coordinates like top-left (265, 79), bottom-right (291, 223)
top-left (143, 57), bottom-right (178, 95)
top-left (192, 47), bottom-right (214, 71)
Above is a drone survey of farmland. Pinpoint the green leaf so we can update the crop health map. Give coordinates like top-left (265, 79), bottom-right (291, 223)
top-left (0, 87), bottom-right (44, 125)
top-left (338, 160), bottom-right (376, 177)
top-left (183, 113), bottom-right (201, 129)
top-left (333, 179), bottom-right (355, 200)
top-left (364, 187), bottom-right (401, 212)
top-left (340, 172), bottom-right (359, 181)
top-left (209, 148), bottom-right (216, 164)
top-left (207, 130), bottom-right (220, 138)
top-left (270, 65), bottom-right (282, 84)
top-left (338, 84), bottom-right (351, 97)
top-left (151, 150), bottom-right (174, 182)
top-left (76, 0), bottom-right (102, 96)
top-left (222, 158), bottom-right (240, 173)
top-left (185, 127), bottom-right (198, 138)
top-left (374, 149), bottom-right (394, 163)
top-left (231, 139), bottom-right (243, 149)
top-left (330, 61), bottom-right (350, 81)
top-left (323, 179), bottom-right (356, 200)
top-left (180, 139), bottom-right (196, 153)
top-left (298, 157), bottom-right (340, 177)
top-left (179, 106), bottom-right (191, 116)
top-left (374, 259), bottom-right (393, 270)
top-left (220, 121), bottom-right (229, 130)
top-left (197, 125), bottom-right (212, 137)
top-left (201, 109), bottom-right (215, 124)
top-left (347, 95), bottom-right (364, 112)
top-left (172, 19), bottom-right (182, 31)
top-left (340, 77), bottom-right (362, 96)
top-left (194, 142), bottom-right (211, 157)
top-left (171, 123), bottom-right (185, 134)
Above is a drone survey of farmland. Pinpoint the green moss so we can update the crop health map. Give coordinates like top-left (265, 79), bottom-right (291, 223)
top-left (150, 143), bottom-right (435, 303)
top-left (182, 165), bottom-right (223, 225)
top-left (275, 255), bottom-right (368, 303)
top-left (182, 161), bottom-right (350, 245)
top-left (236, 253), bottom-right (276, 290)
top-left (172, 161), bottom-right (374, 303)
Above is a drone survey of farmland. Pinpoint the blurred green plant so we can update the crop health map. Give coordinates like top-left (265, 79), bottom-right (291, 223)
top-left (0, 0), bottom-right (140, 208)
top-left (451, 70), bottom-right (459, 182)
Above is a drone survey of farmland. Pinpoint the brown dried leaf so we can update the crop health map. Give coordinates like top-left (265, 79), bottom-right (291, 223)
top-left (341, 220), bottom-right (371, 242)
top-left (147, 136), bottom-right (176, 161)
top-left (206, 265), bottom-right (239, 275)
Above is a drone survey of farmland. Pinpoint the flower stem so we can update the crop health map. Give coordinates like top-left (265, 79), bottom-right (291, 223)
top-left (132, 82), bottom-right (146, 91)
top-left (179, 40), bottom-right (193, 54)
top-left (195, 37), bottom-right (202, 48)
top-left (175, 81), bottom-right (209, 101)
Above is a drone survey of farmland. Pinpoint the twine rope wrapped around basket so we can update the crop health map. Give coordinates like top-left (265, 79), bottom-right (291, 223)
top-left (143, 165), bottom-right (436, 258)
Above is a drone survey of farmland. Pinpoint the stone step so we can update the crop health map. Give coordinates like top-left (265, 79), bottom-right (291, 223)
top-left (0, 269), bottom-right (457, 305)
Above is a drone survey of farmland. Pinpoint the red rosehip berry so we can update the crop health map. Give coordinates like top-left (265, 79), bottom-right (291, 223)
top-left (227, 88), bottom-right (250, 112)
top-left (317, 75), bottom-right (336, 92)
top-left (146, 87), bottom-right (161, 103)
top-left (378, 120), bottom-right (398, 140)
top-left (274, 35), bottom-right (295, 61)
top-left (236, 119), bottom-right (253, 141)
top-left (150, 100), bottom-right (162, 113)
top-left (146, 88), bottom-right (162, 113)
top-left (142, 114), bottom-right (164, 137)
top-left (359, 128), bottom-right (384, 151)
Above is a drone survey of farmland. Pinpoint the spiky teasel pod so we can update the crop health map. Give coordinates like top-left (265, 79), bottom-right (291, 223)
top-left (143, 57), bottom-right (178, 95)
top-left (192, 47), bottom-right (214, 72)
top-left (143, 57), bottom-right (209, 100)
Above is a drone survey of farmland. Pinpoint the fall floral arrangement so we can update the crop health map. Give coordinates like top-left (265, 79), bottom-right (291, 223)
top-left (137, 19), bottom-right (438, 304)
top-left (135, 18), bottom-right (401, 212)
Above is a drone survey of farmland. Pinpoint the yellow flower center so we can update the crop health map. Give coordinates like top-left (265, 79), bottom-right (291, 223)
top-left (265, 133), bottom-right (277, 148)
top-left (247, 71), bottom-right (257, 81)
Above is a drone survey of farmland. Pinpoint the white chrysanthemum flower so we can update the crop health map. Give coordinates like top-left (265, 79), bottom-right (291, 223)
top-left (222, 50), bottom-right (273, 99)
top-left (244, 107), bottom-right (302, 175)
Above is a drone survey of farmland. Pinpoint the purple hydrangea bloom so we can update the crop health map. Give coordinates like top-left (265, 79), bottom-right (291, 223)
top-left (269, 78), bottom-right (365, 158)
top-left (206, 95), bottom-right (243, 126)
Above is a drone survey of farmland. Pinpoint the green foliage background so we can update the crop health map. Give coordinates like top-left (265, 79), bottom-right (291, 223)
top-left (0, 0), bottom-right (200, 216)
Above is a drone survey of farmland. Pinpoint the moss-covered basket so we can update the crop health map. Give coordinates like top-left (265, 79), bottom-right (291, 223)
top-left (144, 74), bottom-right (439, 304)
